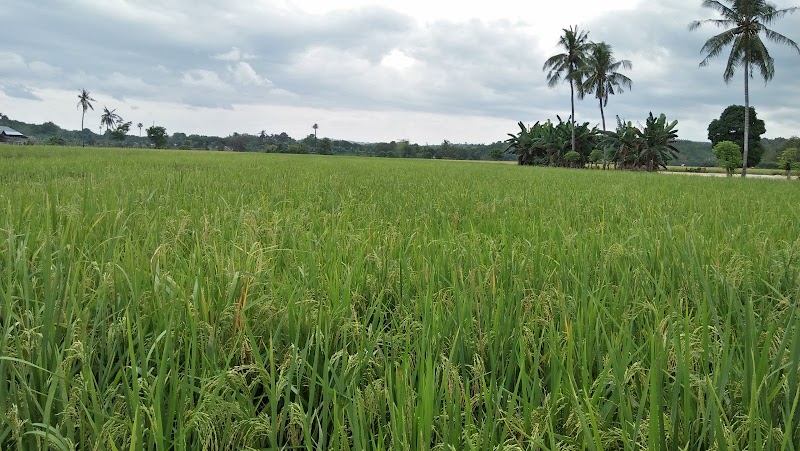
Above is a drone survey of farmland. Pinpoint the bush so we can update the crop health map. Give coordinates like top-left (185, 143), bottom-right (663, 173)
top-left (564, 150), bottom-right (581, 167)
top-left (712, 140), bottom-right (742, 176)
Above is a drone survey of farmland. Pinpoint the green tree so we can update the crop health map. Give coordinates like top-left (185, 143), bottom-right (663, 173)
top-left (713, 140), bottom-right (743, 176)
top-left (777, 147), bottom-right (799, 179)
top-left (76, 89), bottom-right (95, 147)
top-left (100, 106), bottom-right (121, 134)
top-left (588, 148), bottom-right (603, 167)
top-left (110, 121), bottom-right (132, 144)
top-left (579, 42), bottom-right (632, 168)
top-left (543, 25), bottom-right (591, 154)
top-left (396, 140), bottom-right (410, 158)
top-left (225, 133), bottom-right (247, 151)
top-left (490, 147), bottom-right (504, 160)
top-left (146, 125), bottom-right (168, 149)
top-left (170, 132), bottom-right (188, 148)
top-left (319, 137), bottom-right (332, 155)
top-left (707, 105), bottom-right (766, 167)
top-left (299, 133), bottom-right (314, 149)
top-left (690, 0), bottom-right (800, 177)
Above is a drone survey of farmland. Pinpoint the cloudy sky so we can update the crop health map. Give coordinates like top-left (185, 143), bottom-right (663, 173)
top-left (2, 0), bottom-right (799, 144)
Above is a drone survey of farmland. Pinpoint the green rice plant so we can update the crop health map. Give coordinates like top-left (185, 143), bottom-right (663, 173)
top-left (1, 146), bottom-right (799, 450)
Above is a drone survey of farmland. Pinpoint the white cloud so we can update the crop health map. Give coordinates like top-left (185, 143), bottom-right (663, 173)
top-left (228, 62), bottom-right (272, 87)
top-left (380, 49), bottom-right (417, 71)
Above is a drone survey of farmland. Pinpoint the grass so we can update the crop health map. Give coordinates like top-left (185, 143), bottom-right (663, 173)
top-left (1, 145), bottom-right (799, 450)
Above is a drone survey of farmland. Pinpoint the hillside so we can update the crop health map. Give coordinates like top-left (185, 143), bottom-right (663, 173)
top-left (670, 140), bottom-right (716, 167)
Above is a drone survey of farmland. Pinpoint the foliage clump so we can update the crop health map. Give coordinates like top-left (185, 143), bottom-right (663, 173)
top-left (507, 112), bottom-right (680, 171)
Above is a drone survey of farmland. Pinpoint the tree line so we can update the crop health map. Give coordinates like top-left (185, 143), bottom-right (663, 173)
top-left (2, 111), bottom-right (797, 168)
top-left (0, 112), bottom-right (513, 160)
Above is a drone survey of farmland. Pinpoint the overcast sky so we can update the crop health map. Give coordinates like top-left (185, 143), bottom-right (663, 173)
top-left (2, 0), bottom-right (799, 144)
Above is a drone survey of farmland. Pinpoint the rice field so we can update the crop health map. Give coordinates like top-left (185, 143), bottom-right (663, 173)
top-left (1, 146), bottom-right (799, 450)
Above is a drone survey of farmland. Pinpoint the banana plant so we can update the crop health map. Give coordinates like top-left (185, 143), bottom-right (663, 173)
top-left (637, 112), bottom-right (679, 171)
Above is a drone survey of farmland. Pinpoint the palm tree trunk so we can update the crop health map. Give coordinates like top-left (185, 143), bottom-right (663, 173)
top-left (569, 78), bottom-right (576, 153)
top-left (80, 111), bottom-right (85, 147)
top-left (742, 60), bottom-right (749, 177)
top-left (600, 98), bottom-right (607, 169)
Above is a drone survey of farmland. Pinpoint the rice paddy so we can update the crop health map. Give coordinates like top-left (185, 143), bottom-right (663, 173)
top-left (1, 146), bottom-right (799, 450)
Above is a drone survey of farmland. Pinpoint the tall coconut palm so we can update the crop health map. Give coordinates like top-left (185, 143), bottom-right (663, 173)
top-left (76, 89), bottom-right (95, 147)
top-left (690, 0), bottom-right (799, 177)
top-left (580, 42), bottom-right (632, 168)
top-left (312, 123), bottom-right (319, 150)
top-left (580, 43), bottom-right (633, 133)
top-left (100, 107), bottom-right (121, 134)
top-left (137, 122), bottom-right (143, 137)
top-left (543, 25), bottom-right (591, 153)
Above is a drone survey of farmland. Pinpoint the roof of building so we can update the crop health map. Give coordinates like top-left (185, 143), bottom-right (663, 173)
top-left (0, 126), bottom-right (27, 138)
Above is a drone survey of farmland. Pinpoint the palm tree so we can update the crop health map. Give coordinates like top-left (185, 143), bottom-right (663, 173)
top-left (543, 25), bottom-right (591, 153)
top-left (76, 89), bottom-right (95, 147)
top-left (137, 122), bottom-right (143, 137)
top-left (690, 0), bottom-right (799, 177)
top-left (312, 123), bottom-right (319, 151)
top-left (100, 107), bottom-right (121, 134)
top-left (579, 42), bottom-right (632, 168)
top-left (580, 43), bottom-right (633, 133)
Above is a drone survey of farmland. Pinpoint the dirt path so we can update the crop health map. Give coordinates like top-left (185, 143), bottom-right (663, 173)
top-left (660, 171), bottom-right (794, 180)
